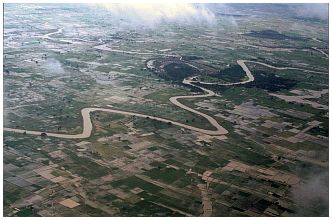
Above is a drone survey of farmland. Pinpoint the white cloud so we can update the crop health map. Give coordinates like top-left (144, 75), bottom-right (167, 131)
top-left (97, 3), bottom-right (216, 27)
top-left (294, 4), bottom-right (328, 21)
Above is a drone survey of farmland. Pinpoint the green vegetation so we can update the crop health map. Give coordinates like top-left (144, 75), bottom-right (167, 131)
top-left (273, 50), bottom-right (328, 69)
top-left (210, 182), bottom-right (229, 194)
top-left (91, 143), bottom-right (128, 159)
top-left (4, 182), bottom-right (30, 207)
top-left (133, 117), bottom-right (172, 132)
top-left (209, 65), bottom-right (246, 83)
top-left (307, 126), bottom-right (328, 137)
top-left (111, 176), bottom-right (163, 194)
top-left (153, 193), bottom-right (201, 216)
top-left (100, 193), bottom-right (118, 202)
top-left (62, 150), bottom-right (110, 179)
top-left (15, 207), bottom-right (39, 217)
top-left (160, 62), bottom-right (200, 82)
top-left (244, 70), bottom-right (297, 92)
top-left (174, 176), bottom-right (192, 188)
top-left (76, 204), bottom-right (110, 217)
top-left (3, 4), bottom-right (329, 217)
top-left (243, 29), bottom-right (304, 40)
top-left (221, 86), bottom-right (325, 117)
top-left (144, 88), bottom-right (191, 103)
top-left (144, 167), bottom-right (186, 184)
top-left (211, 139), bottom-right (275, 166)
top-left (196, 155), bottom-right (228, 169)
top-left (90, 112), bottom-right (129, 138)
top-left (212, 172), bottom-right (250, 185)
top-left (123, 200), bottom-right (183, 217)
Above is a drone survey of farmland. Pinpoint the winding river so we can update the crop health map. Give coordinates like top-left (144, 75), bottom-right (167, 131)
top-left (3, 29), bottom-right (328, 139)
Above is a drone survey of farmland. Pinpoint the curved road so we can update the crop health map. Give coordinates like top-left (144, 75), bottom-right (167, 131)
top-left (4, 34), bottom-right (328, 139)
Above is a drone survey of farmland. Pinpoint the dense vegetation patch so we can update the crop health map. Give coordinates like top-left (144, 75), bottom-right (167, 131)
top-left (307, 126), bottom-right (329, 137)
top-left (144, 167), bottom-right (186, 184)
top-left (162, 62), bottom-right (200, 82)
top-left (243, 29), bottom-right (304, 40)
top-left (61, 150), bottom-right (110, 179)
top-left (212, 65), bottom-right (246, 83)
top-left (123, 200), bottom-right (183, 217)
top-left (243, 70), bottom-right (297, 92)
top-left (111, 176), bottom-right (163, 194)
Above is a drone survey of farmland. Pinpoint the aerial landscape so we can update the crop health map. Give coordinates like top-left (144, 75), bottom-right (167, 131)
top-left (3, 3), bottom-right (329, 217)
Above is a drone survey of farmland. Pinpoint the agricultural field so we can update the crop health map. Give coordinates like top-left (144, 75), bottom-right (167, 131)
top-left (3, 3), bottom-right (329, 217)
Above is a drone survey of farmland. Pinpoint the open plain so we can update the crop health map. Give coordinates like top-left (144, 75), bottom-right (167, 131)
top-left (3, 3), bottom-right (329, 217)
